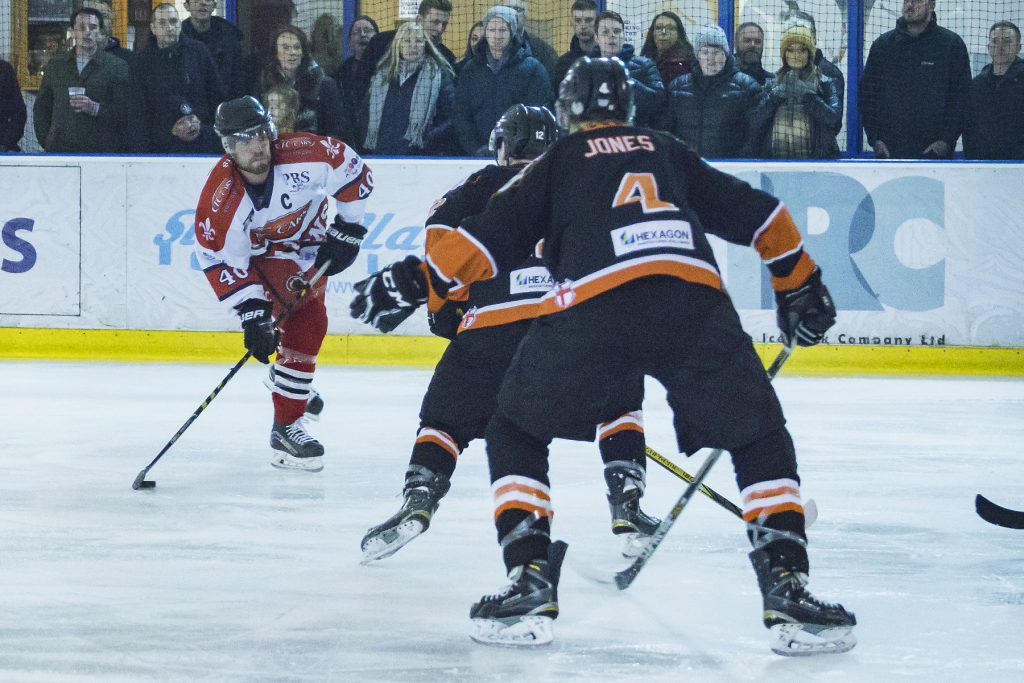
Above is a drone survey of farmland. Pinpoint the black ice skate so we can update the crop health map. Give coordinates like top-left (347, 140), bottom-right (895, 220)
top-left (270, 419), bottom-right (324, 472)
top-left (606, 462), bottom-right (661, 557)
top-left (750, 548), bottom-right (857, 656)
top-left (264, 367), bottom-right (324, 420)
top-left (470, 541), bottom-right (568, 647)
top-left (360, 467), bottom-right (451, 563)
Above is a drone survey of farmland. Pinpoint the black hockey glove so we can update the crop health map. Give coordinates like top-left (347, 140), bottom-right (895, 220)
top-left (775, 267), bottom-right (836, 347)
top-left (236, 298), bottom-right (279, 363)
top-left (315, 216), bottom-right (367, 277)
top-left (427, 300), bottom-right (466, 340)
top-left (350, 256), bottom-right (429, 333)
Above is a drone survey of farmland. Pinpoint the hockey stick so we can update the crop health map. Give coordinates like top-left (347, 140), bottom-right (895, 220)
top-left (645, 445), bottom-right (819, 528)
top-left (131, 261), bottom-right (331, 490)
top-left (614, 343), bottom-right (795, 590)
top-left (975, 494), bottom-right (1024, 530)
top-left (645, 446), bottom-right (743, 517)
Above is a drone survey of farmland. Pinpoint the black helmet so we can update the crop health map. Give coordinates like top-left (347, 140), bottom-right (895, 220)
top-left (555, 56), bottom-right (634, 129)
top-left (488, 104), bottom-right (557, 163)
top-left (214, 96), bottom-right (277, 152)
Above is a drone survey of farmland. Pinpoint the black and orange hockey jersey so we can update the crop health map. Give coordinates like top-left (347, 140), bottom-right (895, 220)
top-left (425, 122), bottom-right (815, 315)
top-left (424, 164), bottom-right (551, 334)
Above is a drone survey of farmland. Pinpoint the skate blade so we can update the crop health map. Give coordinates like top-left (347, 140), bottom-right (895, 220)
top-left (618, 532), bottom-right (652, 559)
top-left (769, 622), bottom-right (856, 657)
top-left (470, 615), bottom-right (554, 647)
top-left (270, 453), bottom-right (324, 472)
top-left (360, 519), bottom-right (426, 564)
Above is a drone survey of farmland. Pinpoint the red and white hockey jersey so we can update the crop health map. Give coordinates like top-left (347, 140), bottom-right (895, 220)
top-left (193, 132), bottom-right (373, 309)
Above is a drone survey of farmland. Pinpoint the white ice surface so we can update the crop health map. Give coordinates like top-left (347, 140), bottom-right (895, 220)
top-left (1, 360), bottom-right (1022, 682)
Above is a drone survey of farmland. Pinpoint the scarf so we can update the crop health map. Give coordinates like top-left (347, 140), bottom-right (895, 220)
top-left (364, 59), bottom-right (443, 151)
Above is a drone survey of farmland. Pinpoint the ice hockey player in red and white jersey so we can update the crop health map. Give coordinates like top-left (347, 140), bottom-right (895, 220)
top-left (352, 104), bottom-right (660, 564)
top-left (346, 57), bottom-right (856, 655)
top-left (193, 96), bottom-right (373, 472)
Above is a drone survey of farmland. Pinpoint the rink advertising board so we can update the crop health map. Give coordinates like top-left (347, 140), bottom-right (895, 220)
top-left (0, 165), bottom-right (82, 316)
top-left (0, 155), bottom-right (1022, 368)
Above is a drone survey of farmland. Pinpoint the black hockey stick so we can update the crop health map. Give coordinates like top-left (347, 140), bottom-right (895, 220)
top-left (645, 445), bottom-right (743, 518)
top-left (645, 444), bottom-right (819, 528)
top-left (975, 494), bottom-right (1024, 529)
top-left (614, 343), bottom-right (795, 590)
top-left (131, 261), bottom-right (331, 490)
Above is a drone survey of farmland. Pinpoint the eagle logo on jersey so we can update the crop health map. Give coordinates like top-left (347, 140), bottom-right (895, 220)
top-left (553, 280), bottom-right (576, 309)
top-left (320, 138), bottom-right (341, 159)
top-left (248, 201), bottom-right (312, 248)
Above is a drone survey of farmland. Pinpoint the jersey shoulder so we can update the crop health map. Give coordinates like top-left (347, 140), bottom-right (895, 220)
top-left (273, 132), bottom-right (356, 169)
top-left (195, 156), bottom-right (246, 252)
top-left (427, 164), bottom-right (518, 227)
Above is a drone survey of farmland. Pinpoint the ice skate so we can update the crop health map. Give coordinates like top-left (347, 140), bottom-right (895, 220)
top-left (750, 548), bottom-right (857, 656)
top-left (470, 541), bottom-right (568, 647)
top-left (270, 419), bottom-right (324, 472)
top-left (264, 367), bottom-right (323, 420)
top-left (606, 462), bottom-right (661, 557)
top-left (361, 467), bottom-right (451, 563)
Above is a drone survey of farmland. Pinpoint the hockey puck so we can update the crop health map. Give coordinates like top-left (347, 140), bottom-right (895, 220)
top-left (138, 480), bottom-right (156, 489)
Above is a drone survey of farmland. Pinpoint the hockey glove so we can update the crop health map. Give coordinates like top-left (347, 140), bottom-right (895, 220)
top-left (427, 300), bottom-right (466, 340)
top-left (350, 256), bottom-right (428, 333)
top-left (775, 267), bottom-right (836, 347)
top-left (236, 299), bottom-right (279, 363)
top-left (315, 216), bottom-right (367, 277)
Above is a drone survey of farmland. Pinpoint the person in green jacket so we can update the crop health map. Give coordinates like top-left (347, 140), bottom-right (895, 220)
top-left (33, 7), bottom-right (130, 153)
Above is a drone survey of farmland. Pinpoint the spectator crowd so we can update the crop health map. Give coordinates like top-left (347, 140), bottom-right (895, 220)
top-left (1, 0), bottom-right (1022, 159)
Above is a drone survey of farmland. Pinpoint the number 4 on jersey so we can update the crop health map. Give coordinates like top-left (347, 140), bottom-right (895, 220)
top-left (612, 172), bottom-right (679, 213)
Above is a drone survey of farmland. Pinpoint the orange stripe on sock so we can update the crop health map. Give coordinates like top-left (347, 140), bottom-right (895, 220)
top-left (744, 486), bottom-right (801, 503)
top-left (493, 481), bottom-right (551, 502)
top-left (599, 421), bottom-right (645, 439)
top-left (415, 434), bottom-right (459, 460)
top-left (742, 502), bottom-right (804, 522)
top-left (494, 500), bottom-right (555, 521)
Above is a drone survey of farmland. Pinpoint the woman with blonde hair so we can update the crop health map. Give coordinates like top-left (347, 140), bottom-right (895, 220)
top-left (748, 23), bottom-right (841, 158)
top-left (359, 21), bottom-right (456, 155)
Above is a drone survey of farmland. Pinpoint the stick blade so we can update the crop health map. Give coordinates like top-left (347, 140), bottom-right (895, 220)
top-left (976, 494), bottom-right (1024, 529)
top-left (132, 470), bottom-right (154, 490)
top-left (613, 564), bottom-right (639, 590)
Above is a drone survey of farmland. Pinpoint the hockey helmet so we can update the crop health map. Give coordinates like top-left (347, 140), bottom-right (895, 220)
top-left (488, 104), bottom-right (557, 163)
top-left (214, 96), bottom-right (278, 153)
top-left (555, 56), bottom-right (635, 129)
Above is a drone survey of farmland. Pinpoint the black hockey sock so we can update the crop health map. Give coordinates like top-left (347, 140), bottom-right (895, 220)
top-left (408, 426), bottom-right (463, 481)
top-left (598, 428), bottom-right (647, 470)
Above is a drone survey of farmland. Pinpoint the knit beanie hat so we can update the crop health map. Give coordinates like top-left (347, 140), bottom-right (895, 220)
top-left (483, 6), bottom-right (519, 39)
top-left (692, 23), bottom-right (728, 53)
top-left (780, 24), bottom-right (816, 62)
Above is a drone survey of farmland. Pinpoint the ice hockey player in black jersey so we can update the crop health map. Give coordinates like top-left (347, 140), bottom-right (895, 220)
top-left (356, 56), bottom-right (856, 653)
top-left (352, 104), bottom-right (660, 564)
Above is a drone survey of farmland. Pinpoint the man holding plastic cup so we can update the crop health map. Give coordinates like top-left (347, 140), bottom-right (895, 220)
top-left (33, 6), bottom-right (131, 152)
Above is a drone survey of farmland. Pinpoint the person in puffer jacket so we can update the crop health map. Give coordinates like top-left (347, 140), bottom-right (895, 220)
top-left (663, 23), bottom-right (762, 158)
